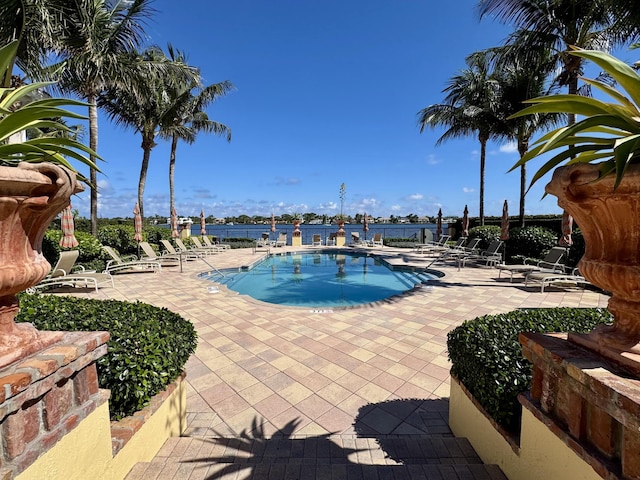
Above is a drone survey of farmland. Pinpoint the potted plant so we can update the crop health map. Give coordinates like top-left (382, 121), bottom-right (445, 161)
top-left (510, 47), bottom-right (640, 358)
top-left (0, 41), bottom-right (99, 366)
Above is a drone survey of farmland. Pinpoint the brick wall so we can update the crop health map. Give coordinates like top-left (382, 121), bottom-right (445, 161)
top-left (0, 331), bottom-right (109, 479)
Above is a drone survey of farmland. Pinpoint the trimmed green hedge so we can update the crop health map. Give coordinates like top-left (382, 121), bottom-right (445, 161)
top-left (505, 226), bottom-right (558, 262)
top-left (447, 307), bottom-right (612, 433)
top-left (16, 294), bottom-right (197, 420)
top-left (468, 225), bottom-right (501, 250)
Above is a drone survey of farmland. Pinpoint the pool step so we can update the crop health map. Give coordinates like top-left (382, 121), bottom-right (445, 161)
top-left (125, 435), bottom-right (507, 480)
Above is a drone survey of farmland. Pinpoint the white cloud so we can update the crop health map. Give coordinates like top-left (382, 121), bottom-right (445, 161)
top-left (499, 142), bottom-right (518, 153)
top-left (408, 193), bottom-right (423, 200)
top-left (426, 154), bottom-right (441, 165)
top-left (390, 205), bottom-right (402, 211)
top-left (463, 187), bottom-right (475, 193)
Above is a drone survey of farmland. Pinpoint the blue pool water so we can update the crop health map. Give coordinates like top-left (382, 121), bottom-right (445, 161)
top-left (199, 251), bottom-right (440, 308)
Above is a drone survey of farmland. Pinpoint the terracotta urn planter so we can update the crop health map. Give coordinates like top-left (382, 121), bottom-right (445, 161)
top-left (546, 163), bottom-right (640, 364)
top-left (292, 219), bottom-right (301, 236)
top-left (336, 220), bottom-right (345, 236)
top-left (0, 162), bottom-right (82, 368)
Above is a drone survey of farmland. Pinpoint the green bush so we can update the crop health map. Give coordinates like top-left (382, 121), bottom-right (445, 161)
top-left (97, 225), bottom-right (138, 256)
top-left (447, 308), bottom-right (612, 433)
top-left (505, 226), bottom-right (558, 262)
top-left (468, 225), bottom-right (501, 250)
top-left (43, 230), bottom-right (106, 272)
top-left (16, 294), bottom-right (197, 420)
top-left (144, 226), bottom-right (173, 245)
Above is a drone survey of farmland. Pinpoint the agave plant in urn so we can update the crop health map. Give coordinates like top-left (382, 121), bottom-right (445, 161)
top-left (511, 47), bottom-right (640, 372)
top-left (0, 41), bottom-right (99, 367)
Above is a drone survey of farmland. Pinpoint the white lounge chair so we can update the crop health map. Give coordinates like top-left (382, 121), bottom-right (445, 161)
top-left (202, 235), bottom-right (230, 250)
top-left (525, 267), bottom-right (589, 292)
top-left (371, 233), bottom-right (383, 247)
top-left (274, 233), bottom-right (287, 247)
top-left (496, 246), bottom-right (568, 282)
top-left (160, 239), bottom-right (202, 260)
top-left (28, 250), bottom-right (114, 292)
top-left (175, 237), bottom-right (214, 256)
top-left (192, 237), bottom-right (223, 253)
top-left (139, 241), bottom-right (181, 266)
top-left (103, 246), bottom-right (162, 274)
top-left (458, 240), bottom-right (503, 269)
top-left (312, 234), bottom-right (323, 246)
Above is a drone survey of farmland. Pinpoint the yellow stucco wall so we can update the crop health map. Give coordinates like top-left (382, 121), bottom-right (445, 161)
top-left (292, 236), bottom-right (302, 247)
top-left (336, 236), bottom-right (346, 247)
top-left (449, 379), bottom-right (601, 480)
top-left (17, 378), bottom-right (186, 480)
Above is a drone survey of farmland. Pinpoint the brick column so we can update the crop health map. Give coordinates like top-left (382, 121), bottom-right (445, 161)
top-left (0, 331), bottom-right (109, 479)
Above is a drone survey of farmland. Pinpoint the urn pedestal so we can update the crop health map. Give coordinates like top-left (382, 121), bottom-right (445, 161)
top-left (546, 163), bottom-right (640, 374)
top-left (0, 163), bottom-right (82, 368)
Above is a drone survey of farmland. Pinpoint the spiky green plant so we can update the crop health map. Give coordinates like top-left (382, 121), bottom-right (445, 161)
top-left (510, 47), bottom-right (640, 191)
top-left (0, 41), bottom-right (99, 184)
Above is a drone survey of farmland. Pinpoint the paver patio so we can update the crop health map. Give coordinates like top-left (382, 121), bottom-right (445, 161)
top-left (54, 245), bottom-right (609, 479)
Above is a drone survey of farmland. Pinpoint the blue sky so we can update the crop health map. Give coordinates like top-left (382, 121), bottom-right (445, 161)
top-left (69, 0), bottom-right (593, 220)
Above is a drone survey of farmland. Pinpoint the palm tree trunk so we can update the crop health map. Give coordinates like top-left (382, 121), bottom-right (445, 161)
top-left (88, 94), bottom-right (99, 236)
top-left (138, 137), bottom-right (153, 221)
top-left (518, 137), bottom-right (529, 228)
top-left (169, 134), bottom-right (178, 219)
top-left (479, 135), bottom-right (487, 226)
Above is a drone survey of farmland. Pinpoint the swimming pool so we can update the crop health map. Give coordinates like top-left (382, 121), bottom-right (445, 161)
top-left (199, 251), bottom-right (440, 308)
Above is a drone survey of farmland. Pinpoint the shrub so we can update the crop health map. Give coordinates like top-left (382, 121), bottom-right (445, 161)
top-left (447, 307), bottom-right (612, 433)
top-left (468, 225), bottom-right (501, 250)
top-left (43, 230), bottom-right (106, 272)
top-left (97, 225), bottom-right (138, 256)
top-left (16, 294), bottom-right (197, 420)
top-left (144, 225), bottom-right (173, 245)
top-left (505, 226), bottom-right (558, 262)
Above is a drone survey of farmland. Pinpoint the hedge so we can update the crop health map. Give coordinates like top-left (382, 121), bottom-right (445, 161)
top-left (16, 294), bottom-right (197, 420)
top-left (447, 307), bottom-right (612, 433)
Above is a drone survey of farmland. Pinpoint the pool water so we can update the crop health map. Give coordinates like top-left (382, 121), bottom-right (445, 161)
top-left (199, 251), bottom-right (439, 308)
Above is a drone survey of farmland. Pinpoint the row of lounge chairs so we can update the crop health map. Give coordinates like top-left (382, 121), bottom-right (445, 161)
top-left (413, 235), bottom-right (590, 292)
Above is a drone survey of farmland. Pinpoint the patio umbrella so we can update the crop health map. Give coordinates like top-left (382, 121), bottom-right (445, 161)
top-left (559, 210), bottom-right (573, 247)
top-left (436, 208), bottom-right (442, 239)
top-left (133, 203), bottom-right (143, 243)
top-left (59, 204), bottom-right (78, 248)
top-left (462, 205), bottom-right (469, 237)
top-left (170, 207), bottom-right (179, 238)
top-left (200, 209), bottom-right (206, 236)
top-left (500, 200), bottom-right (509, 241)
top-left (271, 212), bottom-right (276, 233)
top-left (363, 212), bottom-right (369, 240)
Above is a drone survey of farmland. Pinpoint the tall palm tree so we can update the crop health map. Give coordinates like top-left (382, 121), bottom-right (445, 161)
top-left (417, 51), bottom-right (507, 225)
top-left (158, 47), bottom-right (233, 224)
top-left (0, 0), bottom-right (156, 235)
top-left (98, 46), bottom-right (198, 220)
top-left (477, 0), bottom-right (624, 126)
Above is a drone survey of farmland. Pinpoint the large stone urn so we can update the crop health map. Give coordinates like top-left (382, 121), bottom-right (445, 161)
top-left (546, 162), bottom-right (640, 370)
top-left (0, 162), bottom-right (82, 368)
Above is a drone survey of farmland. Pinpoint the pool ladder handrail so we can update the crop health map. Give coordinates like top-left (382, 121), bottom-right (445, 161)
top-left (200, 256), bottom-right (226, 277)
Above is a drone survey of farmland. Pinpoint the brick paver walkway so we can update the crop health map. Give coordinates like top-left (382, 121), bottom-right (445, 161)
top-left (56, 246), bottom-right (609, 479)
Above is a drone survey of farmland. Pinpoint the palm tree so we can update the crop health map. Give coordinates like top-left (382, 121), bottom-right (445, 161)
top-left (477, 0), bottom-right (625, 126)
top-left (0, 0), bottom-right (156, 235)
top-left (417, 51), bottom-right (507, 225)
top-left (98, 46), bottom-right (198, 220)
top-left (159, 47), bottom-right (233, 224)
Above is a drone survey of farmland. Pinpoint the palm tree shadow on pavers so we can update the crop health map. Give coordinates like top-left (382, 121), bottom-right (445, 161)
top-left (183, 417), bottom-right (364, 479)
top-left (353, 398), bottom-right (482, 465)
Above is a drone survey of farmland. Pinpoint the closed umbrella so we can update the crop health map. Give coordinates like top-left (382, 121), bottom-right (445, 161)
top-left (133, 203), bottom-right (143, 243)
top-left (200, 209), bottom-right (207, 236)
top-left (59, 204), bottom-right (78, 248)
top-left (559, 210), bottom-right (573, 247)
top-left (462, 205), bottom-right (469, 237)
top-left (363, 212), bottom-right (369, 240)
top-left (436, 208), bottom-right (442, 239)
top-left (271, 212), bottom-right (276, 233)
top-left (500, 200), bottom-right (509, 241)
top-left (171, 207), bottom-right (179, 238)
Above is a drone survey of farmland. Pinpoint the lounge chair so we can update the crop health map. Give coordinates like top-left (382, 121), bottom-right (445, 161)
top-left (175, 237), bottom-right (214, 256)
top-left (274, 232), bottom-right (287, 247)
top-left (350, 232), bottom-right (364, 246)
top-left (496, 246), bottom-right (568, 282)
top-left (312, 234), bottom-right (322, 246)
top-left (371, 233), bottom-right (383, 247)
top-left (256, 233), bottom-right (272, 249)
top-left (413, 235), bottom-right (450, 253)
top-left (192, 237), bottom-right (225, 253)
top-left (431, 238), bottom-right (481, 265)
top-left (139, 241), bottom-right (181, 266)
top-left (202, 235), bottom-right (230, 250)
top-left (458, 240), bottom-right (503, 269)
top-left (525, 267), bottom-right (589, 292)
top-left (28, 250), bottom-right (114, 292)
top-left (103, 246), bottom-right (162, 274)
top-left (160, 239), bottom-right (202, 260)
